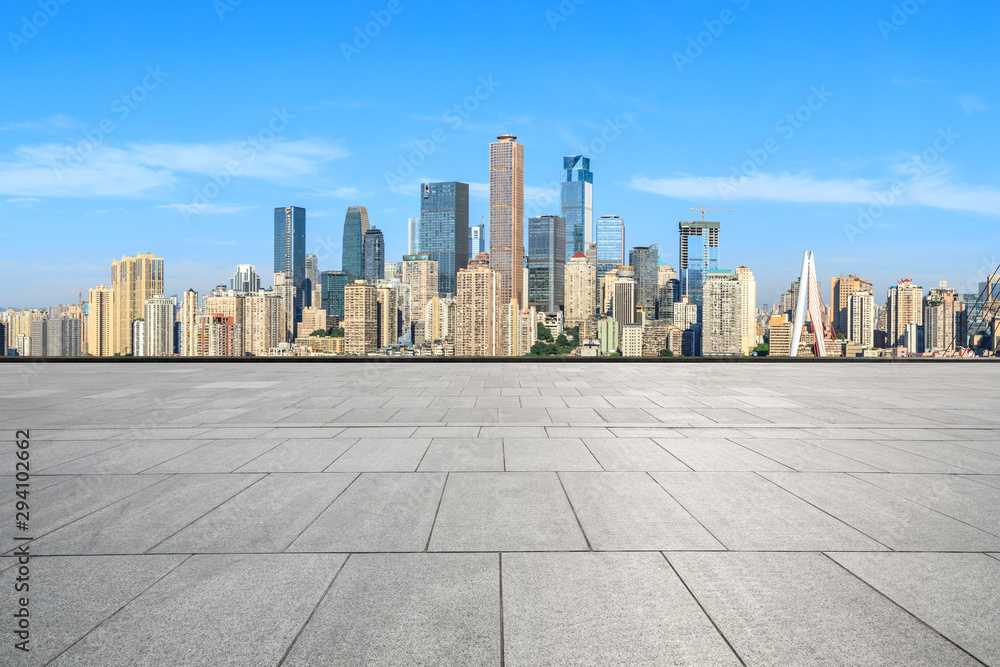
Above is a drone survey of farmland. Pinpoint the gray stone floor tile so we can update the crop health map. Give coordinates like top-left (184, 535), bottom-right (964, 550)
top-left (233, 438), bottom-right (357, 472)
top-left (653, 437), bottom-right (793, 471)
top-left (608, 426), bottom-right (685, 438)
top-left (652, 472), bottom-right (884, 551)
top-left (324, 437), bottom-right (431, 472)
top-left (763, 472), bottom-right (1000, 551)
top-left (417, 438), bottom-right (504, 471)
top-left (560, 472), bottom-right (723, 550)
top-left (544, 426), bottom-right (613, 438)
top-left (503, 552), bottom-right (740, 666)
top-left (413, 425), bottom-right (481, 437)
top-left (856, 473), bottom-right (1000, 537)
top-left (428, 472), bottom-right (587, 551)
top-left (582, 437), bottom-right (690, 471)
top-left (829, 552), bottom-right (1000, 666)
top-left (668, 552), bottom-right (978, 666)
top-left (732, 438), bottom-right (884, 472)
top-left (151, 473), bottom-right (357, 553)
top-left (804, 439), bottom-right (974, 473)
top-left (965, 474), bottom-right (1000, 489)
top-left (642, 408), bottom-right (719, 425)
top-left (545, 407), bottom-right (607, 423)
top-left (337, 426), bottom-right (417, 438)
top-left (502, 437), bottom-right (602, 471)
top-left (142, 438), bottom-right (286, 473)
top-left (50, 554), bottom-right (345, 667)
top-left (878, 440), bottom-right (1000, 473)
top-left (29, 474), bottom-right (263, 555)
top-left (40, 439), bottom-right (212, 474)
top-left (289, 473), bottom-right (445, 552)
top-left (284, 554), bottom-right (500, 666)
top-left (0, 555), bottom-right (186, 665)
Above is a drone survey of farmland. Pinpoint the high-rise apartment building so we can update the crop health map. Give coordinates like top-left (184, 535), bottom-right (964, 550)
top-left (887, 279), bottom-right (923, 348)
top-left (402, 254), bottom-right (439, 323)
top-left (87, 285), bottom-right (113, 356)
top-left (564, 252), bottom-right (596, 328)
top-left (924, 291), bottom-right (965, 351)
top-left (320, 270), bottom-right (349, 322)
top-left (29, 318), bottom-right (81, 357)
top-left (144, 296), bottom-right (175, 356)
top-left (612, 267), bottom-right (637, 327)
top-left (385, 262), bottom-right (400, 282)
top-left (621, 324), bottom-right (644, 357)
top-left (734, 266), bottom-right (757, 355)
top-left (243, 292), bottom-right (285, 356)
top-left (181, 289), bottom-right (199, 356)
top-left (702, 269), bottom-right (741, 357)
top-left (110, 253), bottom-right (164, 356)
top-left (344, 280), bottom-right (377, 355)
top-left (527, 215), bottom-right (566, 312)
top-left (231, 264), bottom-right (261, 295)
top-left (679, 220), bottom-right (720, 317)
top-left (130, 320), bottom-right (145, 357)
top-left (469, 221), bottom-right (485, 260)
top-left (273, 274), bottom-right (296, 341)
top-left (489, 135), bottom-right (525, 308)
top-left (408, 217), bottom-right (420, 255)
top-left (456, 253), bottom-right (499, 356)
top-left (629, 245), bottom-right (659, 317)
top-left (420, 181), bottom-right (470, 296)
top-left (595, 215), bottom-right (624, 284)
top-left (363, 228), bottom-right (386, 283)
top-left (274, 206), bottom-right (306, 324)
top-left (848, 291), bottom-right (875, 348)
top-left (424, 296), bottom-right (456, 342)
top-left (342, 206), bottom-right (370, 281)
top-left (561, 155), bottom-right (593, 260)
top-left (377, 283), bottom-right (399, 348)
top-left (831, 274), bottom-right (873, 335)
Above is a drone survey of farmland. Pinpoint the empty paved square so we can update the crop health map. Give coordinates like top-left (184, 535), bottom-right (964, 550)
top-left (3, 360), bottom-right (1000, 664)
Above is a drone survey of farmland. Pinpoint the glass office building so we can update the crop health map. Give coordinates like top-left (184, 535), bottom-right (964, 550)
top-left (342, 206), bottom-right (370, 281)
top-left (595, 215), bottom-right (625, 284)
top-left (363, 228), bottom-right (385, 282)
top-left (419, 181), bottom-right (470, 296)
top-left (629, 244), bottom-right (659, 318)
top-left (528, 215), bottom-right (567, 312)
top-left (274, 206), bottom-right (306, 324)
top-left (469, 221), bottom-right (485, 260)
top-left (679, 221), bottom-right (720, 319)
top-left (320, 270), bottom-right (349, 321)
top-left (561, 155), bottom-right (593, 261)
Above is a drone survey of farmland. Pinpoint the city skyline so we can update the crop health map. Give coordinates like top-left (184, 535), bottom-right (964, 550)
top-left (2, 2), bottom-right (998, 308)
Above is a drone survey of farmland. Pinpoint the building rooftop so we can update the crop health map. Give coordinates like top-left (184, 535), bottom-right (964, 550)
top-left (3, 361), bottom-right (999, 665)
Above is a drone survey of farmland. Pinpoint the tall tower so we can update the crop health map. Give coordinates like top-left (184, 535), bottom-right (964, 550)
top-left (274, 206), bottom-right (306, 324)
top-left (181, 289), bottom-right (199, 356)
top-left (144, 295), bottom-right (175, 357)
top-left (561, 155), bottom-right (593, 260)
top-left (420, 181), bottom-right (470, 296)
top-left (110, 253), bottom-right (164, 355)
top-left (87, 285), bottom-right (113, 357)
top-left (408, 217), bottom-right (421, 255)
top-left (595, 215), bottom-right (625, 284)
top-left (469, 220), bottom-right (486, 260)
top-left (734, 266), bottom-right (757, 355)
top-left (528, 215), bottom-right (567, 312)
top-left (363, 228), bottom-right (386, 283)
top-left (489, 135), bottom-right (525, 308)
top-left (678, 220), bottom-right (719, 318)
top-left (629, 245), bottom-right (659, 317)
top-left (342, 206), bottom-right (370, 281)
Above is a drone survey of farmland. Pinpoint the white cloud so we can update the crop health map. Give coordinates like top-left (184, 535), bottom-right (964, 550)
top-left (0, 114), bottom-right (80, 132)
top-left (0, 138), bottom-right (348, 198)
top-left (958, 94), bottom-right (990, 116)
top-left (156, 203), bottom-right (257, 215)
top-left (630, 170), bottom-right (1000, 217)
top-left (5, 197), bottom-right (39, 203)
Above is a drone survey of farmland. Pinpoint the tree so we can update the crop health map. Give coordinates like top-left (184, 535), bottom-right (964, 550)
top-left (310, 329), bottom-right (328, 337)
top-left (330, 328), bottom-right (345, 338)
top-left (556, 334), bottom-right (569, 348)
top-left (658, 348), bottom-right (673, 357)
top-left (537, 323), bottom-right (553, 342)
top-left (753, 343), bottom-right (769, 357)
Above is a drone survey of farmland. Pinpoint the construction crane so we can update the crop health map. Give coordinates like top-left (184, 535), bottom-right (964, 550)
top-left (72, 290), bottom-right (83, 308)
top-left (689, 204), bottom-right (734, 221)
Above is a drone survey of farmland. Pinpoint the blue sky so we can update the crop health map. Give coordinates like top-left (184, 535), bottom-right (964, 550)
top-left (2, 0), bottom-right (998, 309)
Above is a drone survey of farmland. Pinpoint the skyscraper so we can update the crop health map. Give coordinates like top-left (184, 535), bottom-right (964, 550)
top-left (561, 155), bottom-right (593, 260)
top-left (831, 275), bottom-right (873, 335)
top-left (456, 253), bottom-right (499, 356)
top-left (87, 285), bottom-right (113, 357)
top-left (344, 280), bottom-right (377, 355)
top-left (489, 135), bottom-right (525, 308)
top-left (181, 289), bottom-right (199, 356)
top-left (595, 215), bottom-right (624, 284)
top-left (402, 254), bottom-right (439, 324)
top-left (702, 269), bottom-right (741, 357)
top-left (564, 252), bottom-right (596, 329)
top-left (320, 270), bottom-right (349, 322)
top-left (231, 264), bottom-right (261, 295)
top-left (734, 266), bottom-right (757, 355)
top-left (363, 228), bottom-right (386, 283)
top-left (144, 295), bottom-right (175, 356)
top-left (629, 245), bottom-right (659, 317)
top-left (408, 217), bottom-right (420, 255)
top-left (274, 207), bottom-right (306, 325)
top-left (469, 220), bottom-right (486, 260)
top-left (420, 181), bottom-right (470, 296)
top-left (612, 267), bottom-right (637, 327)
top-left (528, 215), bottom-right (567, 312)
top-left (111, 253), bottom-right (164, 356)
top-left (304, 254), bottom-right (319, 307)
top-left (679, 220), bottom-right (720, 317)
top-left (342, 206), bottom-right (370, 281)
